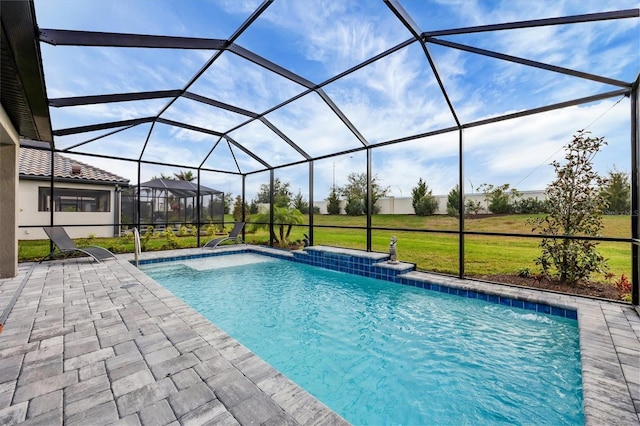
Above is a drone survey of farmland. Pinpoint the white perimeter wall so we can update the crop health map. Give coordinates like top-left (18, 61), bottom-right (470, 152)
top-left (312, 190), bottom-right (546, 215)
top-left (19, 180), bottom-right (120, 240)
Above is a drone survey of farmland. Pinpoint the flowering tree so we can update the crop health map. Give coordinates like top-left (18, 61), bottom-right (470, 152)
top-left (529, 130), bottom-right (609, 285)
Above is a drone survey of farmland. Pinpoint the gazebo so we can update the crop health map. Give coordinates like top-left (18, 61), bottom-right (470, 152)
top-left (121, 178), bottom-right (224, 231)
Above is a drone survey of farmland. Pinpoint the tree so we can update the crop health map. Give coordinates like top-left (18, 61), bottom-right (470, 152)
top-left (326, 188), bottom-right (341, 215)
top-left (174, 170), bottom-right (195, 181)
top-left (478, 183), bottom-right (520, 214)
top-left (254, 178), bottom-right (292, 208)
top-left (446, 185), bottom-right (460, 216)
top-left (292, 190), bottom-right (310, 214)
top-left (601, 167), bottom-right (631, 215)
top-left (340, 173), bottom-right (389, 216)
top-left (411, 178), bottom-right (439, 216)
top-left (250, 207), bottom-right (304, 248)
top-left (232, 195), bottom-right (249, 222)
top-left (411, 178), bottom-right (427, 210)
top-left (529, 130), bottom-right (609, 285)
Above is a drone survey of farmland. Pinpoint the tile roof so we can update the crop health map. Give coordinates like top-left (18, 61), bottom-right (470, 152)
top-left (19, 147), bottom-right (129, 184)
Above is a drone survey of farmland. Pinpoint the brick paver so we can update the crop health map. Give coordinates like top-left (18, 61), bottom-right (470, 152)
top-left (0, 247), bottom-right (637, 425)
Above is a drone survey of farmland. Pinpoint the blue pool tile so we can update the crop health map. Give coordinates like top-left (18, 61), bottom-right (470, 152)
top-left (499, 297), bottom-right (511, 306)
top-left (139, 248), bottom-right (578, 322)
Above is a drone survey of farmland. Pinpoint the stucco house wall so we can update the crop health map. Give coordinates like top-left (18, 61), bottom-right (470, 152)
top-left (18, 147), bottom-right (129, 240)
top-left (18, 179), bottom-right (122, 240)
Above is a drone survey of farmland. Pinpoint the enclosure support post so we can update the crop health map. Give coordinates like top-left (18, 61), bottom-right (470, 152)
top-left (241, 175), bottom-right (246, 242)
top-left (458, 128), bottom-right (465, 278)
top-left (269, 169), bottom-right (275, 247)
top-left (196, 169), bottom-right (201, 247)
top-left (630, 79), bottom-right (639, 306)
top-left (136, 162), bottom-right (141, 237)
top-left (49, 149), bottom-right (55, 254)
top-left (366, 148), bottom-right (372, 252)
top-left (309, 161), bottom-right (314, 246)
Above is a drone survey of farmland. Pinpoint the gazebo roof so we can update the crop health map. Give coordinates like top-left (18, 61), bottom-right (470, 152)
top-left (139, 178), bottom-right (222, 198)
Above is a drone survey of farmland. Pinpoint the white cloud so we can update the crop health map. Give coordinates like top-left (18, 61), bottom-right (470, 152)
top-left (36, 0), bottom-right (637, 198)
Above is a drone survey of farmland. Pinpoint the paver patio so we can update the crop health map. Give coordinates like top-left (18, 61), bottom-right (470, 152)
top-left (0, 247), bottom-right (638, 425)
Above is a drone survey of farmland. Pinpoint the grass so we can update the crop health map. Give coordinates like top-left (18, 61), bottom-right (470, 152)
top-left (19, 214), bottom-right (633, 283)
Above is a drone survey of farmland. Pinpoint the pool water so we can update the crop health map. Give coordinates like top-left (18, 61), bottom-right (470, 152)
top-left (141, 254), bottom-right (584, 425)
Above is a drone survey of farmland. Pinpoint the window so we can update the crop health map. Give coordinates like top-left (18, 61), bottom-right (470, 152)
top-left (38, 187), bottom-right (110, 212)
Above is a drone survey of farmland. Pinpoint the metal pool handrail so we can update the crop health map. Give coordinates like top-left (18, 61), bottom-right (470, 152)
top-left (133, 227), bottom-right (141, 267)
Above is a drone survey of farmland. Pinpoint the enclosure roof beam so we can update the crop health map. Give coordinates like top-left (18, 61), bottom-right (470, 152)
top-left (61, 123), bottom-right (141, 152)
top-left (156, 118), bottom-right (224, 137)
top-left (422, 9), bottom-right (640, 37)
top-left (384, 0), bottom-right (422, 40)
top-left (49, 90), bottom-right (183, 107)
top-left (225, 135), bottom-right (271, 169)
top-left (227, 43), bottom-right (315, 89)
top-left (45, 146), bottom-right (240, 175)
top-left (462, 88), bottom-right (630, 129)
top-left (258, 117), bottom-right (311, 160)
top-left (228, 42), bottom-right (370, 148)
top-left (52, 117), bottom-right (155, 136)
top-left (39, 29), bottom-right (227, 49)
top-left (149, 0), bottom-right (274, 152)
top-left (428, 38), bottom-right (632, 88)
top-left (315, 89), bottom-right (369, 147)
top-left (182, 91), bottom-right (311, 161)
top-left (182, 92), bottom-right (259, 118)
top-left (385, 0), bottom-right (462, 127)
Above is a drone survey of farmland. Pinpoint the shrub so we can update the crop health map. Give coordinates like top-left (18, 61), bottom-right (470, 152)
top-left (446, 185), bottom-right (460, 216)
top-left (345, 198), bottom-right (365, 216)
top-left (340, 172), bottom-right (388, 215)
top-left (516, 267), bottom-right (531, 278)
top-left (292, 191), bottom-right (310, 214)
top-left (479, 183), bottom-right (520, 214)
top-left (140, 226), bottom-right (154, 251)
top-left (326, 188), bottom-right (342, 215)
top-left (601, 168), bottom-right (631, 215)
top-left (529, 130), bottom-right (609, 285)
top-left (232, 195), bottom-right (250, 222)
top-left (412, 179), bottom-right (439, 216)
top-left (161, 229), bottom-right (180, 250)
top-left (513, 197), bottom-right (549, 214)
top-left (465, 199), bottom-right (482, 214)
top-left (414, 195), bottom-right (439, 216)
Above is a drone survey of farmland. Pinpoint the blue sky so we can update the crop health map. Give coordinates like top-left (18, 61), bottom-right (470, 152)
top-left (35, 0), bottom-right (639, 201)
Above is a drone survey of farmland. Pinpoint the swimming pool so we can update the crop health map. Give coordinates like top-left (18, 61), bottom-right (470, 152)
top-left (141, 253), bottom-right (584, 425)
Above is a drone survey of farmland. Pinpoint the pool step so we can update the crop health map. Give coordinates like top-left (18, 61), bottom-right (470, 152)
top-left (291, 246), bottom-right (416, 281)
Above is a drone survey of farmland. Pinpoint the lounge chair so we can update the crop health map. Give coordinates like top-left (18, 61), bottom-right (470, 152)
top-left (203, 222), bottom-right (245, 249)
top-left (40, 226), bottom-right (116, 263)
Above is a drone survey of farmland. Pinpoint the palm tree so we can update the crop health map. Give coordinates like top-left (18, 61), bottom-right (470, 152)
top-left (174, 170), bottom-right (195, 181)
top-left (251, 207), bottom-right (304, 248)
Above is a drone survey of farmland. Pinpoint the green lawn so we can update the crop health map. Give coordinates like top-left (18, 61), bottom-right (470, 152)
top-left (19, 214), bottom-right (632, 283)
